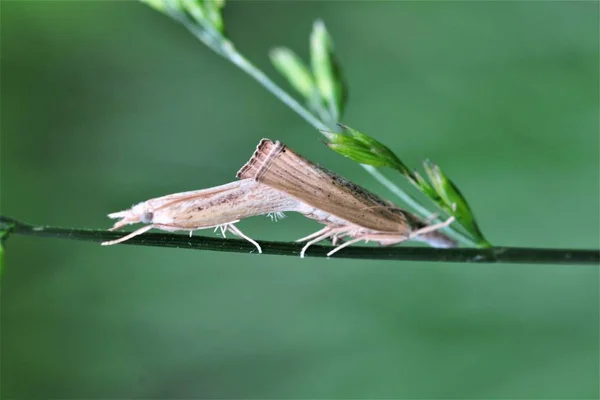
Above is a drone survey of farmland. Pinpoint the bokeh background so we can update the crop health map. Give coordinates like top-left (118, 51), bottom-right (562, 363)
top-left (2, 1), bottom-right (598, 398)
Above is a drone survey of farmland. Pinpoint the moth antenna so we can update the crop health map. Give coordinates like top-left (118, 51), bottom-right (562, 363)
top-left (409, 215), bottom-right (455, 237)
top-left (409, 216), bottom-right (457, 248)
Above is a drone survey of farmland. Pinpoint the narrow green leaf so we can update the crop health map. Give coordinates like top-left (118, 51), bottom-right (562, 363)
top-left (422, 161), bottom-right (447, 202)
top-left (270, 48), bottom-right (315, 99)
top-left (332, 124), bottom-right (412, 177)
top-left (320, 129), bottom-right (359, 146)
top-left (310, 20), bottom-right (346, 121)
top-left (328, 143), bottom-right (392, 167)
top-left (330, 52), bottom-right (348, 117)
top-left (422, 160), bottom-right (490, 246)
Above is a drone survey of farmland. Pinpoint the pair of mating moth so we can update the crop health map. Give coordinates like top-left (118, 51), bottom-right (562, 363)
top-left (103, 139), bottom-right (456, 257)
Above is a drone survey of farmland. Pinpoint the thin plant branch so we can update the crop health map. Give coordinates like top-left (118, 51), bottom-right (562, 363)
top-left (170, 6), bottom-right (329, 131)
top-left (2, 217), bottom-right (598, 265)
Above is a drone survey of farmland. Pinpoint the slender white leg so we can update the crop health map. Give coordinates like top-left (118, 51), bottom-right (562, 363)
top-left (220, 224), bottom-right (228, 238)
top-left (296, 226), bottom-right (332, 243)
top-left (326, 237), bottom-right (365, 257)
top-left (331, 231), bottom-right (352, 246)
top-left (331, 234), bottom-right (340, 246)
top-left (227, 223), bottom-right (262, 254)
top-left (212, 220), bottom-right (242, 240)
top-left (101, 225), bottom-right (154, 246)
top-left (299, 229), bottom-right (335, 258)
top-left (298, 226), bottom-right (354, 258)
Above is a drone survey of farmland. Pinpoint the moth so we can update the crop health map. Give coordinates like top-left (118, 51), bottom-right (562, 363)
top-left (237, 138), bottom-right (456, 257)
top-left (104, 139), bottom-right (456, 258)
top-left (102, 178), bottom-right (353, 254)
top-left (101, 179), bottom-right (302, 252)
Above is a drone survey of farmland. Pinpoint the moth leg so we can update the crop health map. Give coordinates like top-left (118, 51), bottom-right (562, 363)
top-left (101, 224), bottom-right (154, 246)
top-left (376, 234), bottom-right (409, 246)
top-left (267, 212), bottom-right (286, 222)
top-left (299, 229), bottom-right (335, 258)
top-left (213, 224), bottom-right (226, 237)
top-left (409, 216), bottom-right (455, 239)
top-left (331, 231), bottom-right (352, 246)
top-left (220, 224), bottom-right (228, 238)
top-left (226, 223), bottom-right (262, 254)
top-left (331, 234), bottom-right (340, 246)
top-left (275, 212), bottom-right (286, 221)
top-left (327, 230), bottom-right (413, 255)
top-left (107, 219), bottom-right (131, 232)
top-left (298, 226), bottom-right (352, 258)
top-left (326, 236), bottom-right (367, 257)
top-left (296, 226), bottom-right (332, 243)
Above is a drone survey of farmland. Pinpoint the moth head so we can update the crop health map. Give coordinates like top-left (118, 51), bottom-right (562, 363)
top-left (107, 203), bottom-right (154, 231)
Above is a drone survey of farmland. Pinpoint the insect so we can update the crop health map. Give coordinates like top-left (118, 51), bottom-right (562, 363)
top-left (101, 179), bottom-right (305, 252)
top-left (103, 139), bottom-right (456, 258)
top-left (102, 177), bottom-right (357, 254)
top-left (237, 138), bottom-right (456, 257)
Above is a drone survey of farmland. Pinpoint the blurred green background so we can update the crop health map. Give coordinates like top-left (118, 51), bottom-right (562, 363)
top-left (2, 1), bottom-right (598, 398)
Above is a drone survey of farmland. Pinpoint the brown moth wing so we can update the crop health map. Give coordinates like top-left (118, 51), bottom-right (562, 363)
top-left (109, 179), bottom-right (303, 231)
top-left (237, 139), bottom-right (410, 233)
top-left (151, 179), bottom-right (303, 230)
top-left (138, 181), bottom-right (250, 214)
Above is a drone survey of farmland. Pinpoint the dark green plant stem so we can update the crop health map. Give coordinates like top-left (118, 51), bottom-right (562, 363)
top-left (2, 217), bottom-right (597, 265)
